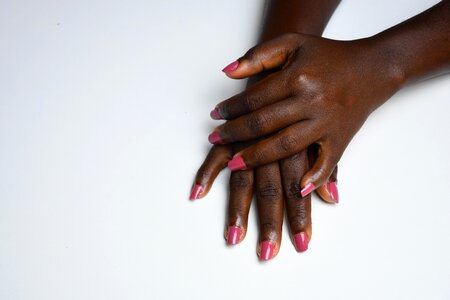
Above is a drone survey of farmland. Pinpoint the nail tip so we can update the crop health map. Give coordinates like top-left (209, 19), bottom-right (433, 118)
top-left (210, 108), bottom-right (222, 120)
top-left (208, 131), bottom-right (223, 144)
top-left (189, 184), bottom-right (203, 200)
top-left (227, 156), bottom-right (247, 171)
top-left (327, 181), bottom-right (339, 203)
top-left (222, 60), bottom-right (239, 73)
top-left (260, 241), bottom-right (274, 261)
top-left (293, 232), bottom-right (309, 252)
top-left (227, 226), bottom-right (241, 245)
top-left (300, 182), bottom-right (315, 197)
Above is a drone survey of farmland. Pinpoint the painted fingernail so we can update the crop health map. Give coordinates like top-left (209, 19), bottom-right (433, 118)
top-left (189, 184), bottom-right (203, 200)
top-left (260, 241), bottom-right (274, 261)
top-left (327, 181), bottom-right (339, 203)
top-left (208, 131), bottom-right (223, 144)
top-left (210, 107), bottom-right (222, 120)
top-left (222, 60), bottom-right (239, 73)
top-left (293, 232), bottom-right (309, 252)
top-left (227, 156), bottom-right (247, 171)
top-left (300, 182), bottom-right (315, 198)
top-left (227, 226), bottom-right (241, 245)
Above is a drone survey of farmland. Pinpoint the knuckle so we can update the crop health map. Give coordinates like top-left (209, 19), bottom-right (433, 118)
top-left (242, 90), bottom-right (259, 112)
top-left (244, 46), bottom-right (258, 61)
top-left (257, 183), bottom-right (281, 201)
top-left (286, 181), bottom-right (302, 200)
top-left (279, 134), bottom-right (298, 153)
top-left (246, 113), bottom-right (268, 136)
top-left (229, 171), bottom-right (252, 191)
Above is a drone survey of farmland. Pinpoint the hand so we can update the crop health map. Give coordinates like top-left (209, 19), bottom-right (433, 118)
top-left (190, 142), bottom-right (339, 261)
top-left (208, 33), bottom-right (402, 195)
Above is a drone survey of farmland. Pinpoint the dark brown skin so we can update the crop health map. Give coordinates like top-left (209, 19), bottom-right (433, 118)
top-left (212, 0), bottom-right (450, 193)
top-left (193, 0), bottom-right (341, 260)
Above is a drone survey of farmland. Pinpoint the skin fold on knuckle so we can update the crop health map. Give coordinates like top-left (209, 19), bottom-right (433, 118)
top-left (278, 134), bottom-right (299, 154)
top-left (285, 181), bottom-right (302, 200)
top-left (257, 182), bottom-right (281, 201)
top-left (242, 89), bottom-right (260, 113)
top-left (246, 112), bottom-right (269, 137)
top-left (229, 171), bottom-right (253, 193)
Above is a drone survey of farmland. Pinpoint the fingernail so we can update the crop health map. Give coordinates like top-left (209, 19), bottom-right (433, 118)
top-left (210, 107), bottom-right (222, 120)
top-left (222, 60), bottom-right (239, 73)
top-left (208, 131), bottom-right (223, 144)
top-left (260, 241), bottom-right (274, 261)
top-left (189, 184), bottom-right (203, 200)
top-left (293, 232), bottom-right (309, 252)
top-left (327, 181), bottom-right (339, 203)
top-left (300, 182), bottom-right (315, 198)
top-left (227, 226), bottom-right (241, 245)
top-left (227, 156), bottom-right (247, 171)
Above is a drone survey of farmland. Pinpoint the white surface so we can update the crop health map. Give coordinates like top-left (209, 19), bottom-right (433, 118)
top-left (1, 0), bottom-right (449, 299)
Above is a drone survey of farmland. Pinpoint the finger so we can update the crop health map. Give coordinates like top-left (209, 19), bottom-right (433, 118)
top-left (280, 151), bottom-right (312, 252)
top-left (190, 145), bottom-right (232, 200)
top-left (227, 121), bottom-right (320, 172)
top-left (308, 145), bottom-right (339, 204)
top-left (210, 73), bottom-right (290, 120)
top-left (255, 162), bottom-right (284, 261)
top-left (300, 141), bottom-right (343, 199)
top-left (209, 97), bottom-right (308, 144)
top-left (315, 166), bottom-right (339, 204)
top-left (225, 169), bottom-right (254, 245)
top-left (221, 33), bottom-right (302, 79)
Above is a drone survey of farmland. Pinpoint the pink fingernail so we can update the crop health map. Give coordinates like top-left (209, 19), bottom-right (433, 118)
top-left (222, 60), bottom-right (239, 73)
top-left (227, 226), bottom-right (241, 245)
top-left (300, 182), bottom-right (315, 198)
top-left (260, 241), bottom-right (274, 261)
top-left (327, 181), bottom-right (339, 203)
top-left (227, 156), bottom-right (247, 171)
top-left (293, 232), bottom-right (309, 252)
top-left (208, 131), bottom-right (223, 144)
top-left (189, 184), bottom-right (203, 200)
top-left (210, 107), bottom-right (222, 120)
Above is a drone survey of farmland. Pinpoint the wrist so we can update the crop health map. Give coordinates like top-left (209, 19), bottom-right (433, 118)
top-left (355, 35), bottom-right (407, 112)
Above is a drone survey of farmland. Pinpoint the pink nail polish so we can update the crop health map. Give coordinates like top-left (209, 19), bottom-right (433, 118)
top-left (222, 60), bottom-right (239, 73)
top-left (210, 107), bottom-right (222, 120)
top-left (189, 184), bottom-right (203, 200)
top-left (300, 182), bottom-right (315, 198)
top-left (260, 241), bottom-right (274, 261)
top-left (208, 131), bottom-right (223, 144)
top-left (293, 232), bottom-right (309, 252)
top-left (227, 226), bottom-right (241, 245)
top-left (227, 156), bottom-right (247, 171)
top-left (327, 181), bottom-right (339, 203)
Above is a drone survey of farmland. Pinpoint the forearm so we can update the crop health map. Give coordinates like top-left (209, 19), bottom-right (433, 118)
top-left (259, 0), bottom-right (341, 42)
top-left (375, 0), bottom-right (450, 87)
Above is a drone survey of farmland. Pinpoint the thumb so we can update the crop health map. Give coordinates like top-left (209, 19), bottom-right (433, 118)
top-left (222, 33), bottom-right (303, 79)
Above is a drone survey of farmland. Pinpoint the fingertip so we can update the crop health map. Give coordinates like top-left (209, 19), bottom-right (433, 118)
top-left (225, 226), bottom-right (242, 246)
top-left (300, 182), bottom-right (315, 198)
top-left (227, 155), bottom-right (247, 171)
top-left (258, 241), bottom-right (275, 261)
top-left (210, 106), bottom-right (222, 120)
top-left (292, 232), bottom-right (310, 253)
top-left (222, 60), bottom-right (239, 73)
top-left (189, 184), bottom-right (204, 200)
top-left (315, 181), bottom-right (339, 204)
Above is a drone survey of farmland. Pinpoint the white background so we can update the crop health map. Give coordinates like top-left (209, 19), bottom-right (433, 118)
top-left (1, 0), bottom-right (449, 299)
